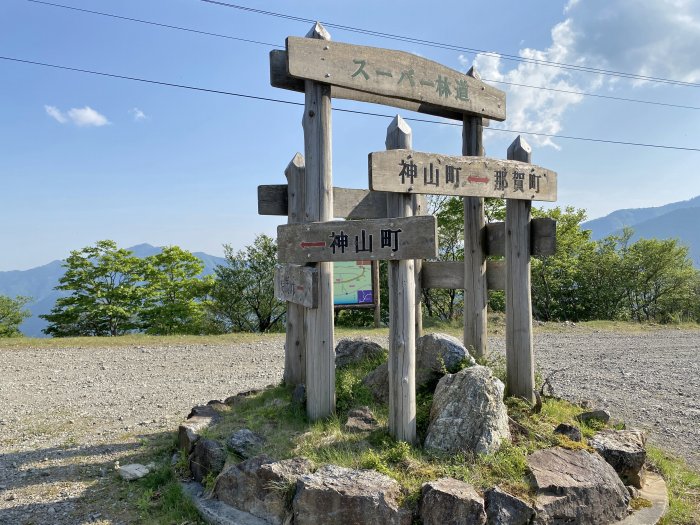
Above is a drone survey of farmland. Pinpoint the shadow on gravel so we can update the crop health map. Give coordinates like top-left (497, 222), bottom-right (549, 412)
top-left (0, 430), bottom-right (177, 524)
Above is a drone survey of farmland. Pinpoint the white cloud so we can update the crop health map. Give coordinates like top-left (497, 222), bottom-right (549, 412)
top-left (130, 107), bottom-right (148, 122)
top-left (466, 0), bottom-right (700, 148)
top-left (45, 105), bottom-right (110, 127)
top-left (44, 105), bottom-right (67, 124)
top-left (66, 106), bottom-right (110, 127)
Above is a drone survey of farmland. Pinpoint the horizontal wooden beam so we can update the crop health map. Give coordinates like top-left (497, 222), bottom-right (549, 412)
top-left (486, 218), bottom-right (556, 257)
top-left (422, 260), bottom-right (505, 291)
top-left (370, 149), bottom-right (557, 201)
top-left (270, 50), bottom-right (491, 125)
top-left (258, 184), bottom-right (389, 219)
top-left (278, 216), bottom-right (438, 263)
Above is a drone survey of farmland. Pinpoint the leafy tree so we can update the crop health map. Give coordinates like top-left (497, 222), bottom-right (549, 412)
top-left (208, 234), bottom-right (285, 332)
top-left (139, 246), bottom-right (214, 335)
top-left (0, 295), bottom-right (31, 337)
top-left (41, 240), bottom-right (143, 336)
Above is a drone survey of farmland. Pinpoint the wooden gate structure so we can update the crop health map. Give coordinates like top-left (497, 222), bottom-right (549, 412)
top-left (259, 22), bottom-right (559, 442)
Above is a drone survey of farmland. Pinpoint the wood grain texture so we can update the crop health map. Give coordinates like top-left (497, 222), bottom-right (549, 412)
top-left (486, 218), bottom-right (557, 257)
top-left (421, 260), bottom-right (504, 291)
top-left (277, 216), bottom-right (438, 264)
top-left (369, 150), bottom-right (557, 201)
top-left (271, 49), bottom-right (493, 124)
top-left (463, 113), bottom-right (488, 359)
top-left (283, 154), bottom-right (306, 386)
top-left (258, 184), bottom-right (389, 219)
top-left (274, 263), bottom-right (318, 308)
top-left (302, 23), bottom-right (335, 421)
top-left (285, 38), bottom-right (506, 120)
top-left (505, 136), bottom-right (535, 404)
top-left (385, 115), bottom-right (416, 444)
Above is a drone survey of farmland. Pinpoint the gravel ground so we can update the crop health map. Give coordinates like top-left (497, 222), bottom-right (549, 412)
top-left (0, 327), bottom-right (698, 524)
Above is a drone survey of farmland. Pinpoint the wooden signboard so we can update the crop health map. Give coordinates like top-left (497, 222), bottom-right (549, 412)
top-left (369, 150), bottom-right (557, 201)
top-left (277, 216), bottom-right (437, 264)
top-left (271, 50), bottom-right (491, 124)
top-left (274, 264), bottom-right (319, 308)
top-left (258, 184), bottom-right (389, 219)
top-left (284, 38), bottom-right (506, 121)
top-left (422, 260), bottom-right (505, 291)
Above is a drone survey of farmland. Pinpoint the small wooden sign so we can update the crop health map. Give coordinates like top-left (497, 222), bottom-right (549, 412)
top-left (285, 37), bottom-right (506, 121)
top-left (369, 150), bottom-right (557, 201)
top-left (258, 185), bottom-right (389, 219)
top-left (274, 264), bottom-right (318, 308)
top-left (277, 216), bottom-right (437, 264)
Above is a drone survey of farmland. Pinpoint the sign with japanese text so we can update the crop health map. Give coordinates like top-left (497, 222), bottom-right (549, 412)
top-left (274, 264), bottom-right (319, 308)
top-left (285, 37), bottom-right (506, 121)
top-left (277, 216), bottom-right (437, 264)
top-left (369, 150), bottom-right (557, 201)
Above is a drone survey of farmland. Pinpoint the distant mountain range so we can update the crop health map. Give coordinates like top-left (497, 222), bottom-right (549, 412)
top-left (582, 195), bottom-right (700, 266)
top-left (0, 244), bottom-right (226, 337)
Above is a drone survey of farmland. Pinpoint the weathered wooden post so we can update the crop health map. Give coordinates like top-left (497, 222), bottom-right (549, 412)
top-left (283, 153), bottom-right (306, 386)
top-left (505, 135), bottom-right (535, 403)
top-left (463, 66), bottom-right (488, 359)
top-left (413, 194), bottom-right (425, 338)
top-left (385, 115), bottom-right (416, 444)
top-left (302, 22), bottom-right (335, 420)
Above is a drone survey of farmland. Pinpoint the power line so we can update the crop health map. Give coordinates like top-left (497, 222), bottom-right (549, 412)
top-left (200, 0), bottom-right (700, 89)
top-left (27, 0), bottom-right (700, 113)
top-left (3, 54), bottom-right (700, 152)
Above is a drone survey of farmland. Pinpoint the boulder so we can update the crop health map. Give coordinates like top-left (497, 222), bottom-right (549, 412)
top-left (293, 465), bottom-right (411, 525)
top-left (335, 338), bottom-right (385, 368)
top-left (528, 447), bottom-right (629, 524)
top-left (228, 429), bottom-right (265, 459)
top-left (362, 333), bottom-right (476, 404)
top-left (188, 404), bottom-right (223, 419)
top-left (553, 423), bottom-right (582, 443)
top-left (224, 389), bottom-right (263, 407)
top-left (577, 409), bottom-right (611, 425)
top-left (362, 362), bottom-right (390, 404)
top-left (118, 463), bottom-right (150, 481)
top-left (420, 478), bottom-right (486, 525)
top-left (425, 365), bottom-right (510, 455)
top-left (416, 333), bottom-right (475, 387)
top-left (190, 438), bottom-right (226, 483)
top-left (589, 429), bottom-right (646, 488)
top-left (345, 406), bottom-right (379, 433)
top-left (214, 455), bottom-right (313, 525)
top-left (484, 486), bottom-right (535, 525)
top-left (179, 416), bottom-right (215, 454)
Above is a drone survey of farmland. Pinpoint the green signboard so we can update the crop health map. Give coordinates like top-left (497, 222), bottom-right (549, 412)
top-left (333, 260), bottom-right (374, 306)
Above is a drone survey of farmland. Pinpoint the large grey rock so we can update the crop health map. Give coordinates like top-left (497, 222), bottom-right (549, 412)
top-left (420, 477), bottom-right (486, 525)
top-left (293, 465), bottom-right (411, 525)
top-left (228, 429), bottom-right (265, 459)
top-left (589, 429), bottom-right (647, 488)
top-left (214, 455), bottom-right (313, 525)
top-left (179, 416), bottom-right (215, 454)
top-left (335, 338), bottom-right (385, 368)
top-left (362, 333), bottom-right (476, 404)
top-left (528, 447), bottom-right (629, 524)
top-left (190, 438), bottom-right (226, 483)
top-left (183, 481), bottom-right (269, 525)
top-left (484, 486), bottom-right (535, 525)
top-left (425, 365), bottom-right (510, 455)
top-left (416, 333), bottom-right (475, 386)
top-left (553, 423), bottom-right (582, 443)
top-left (577, 409), bottom-right (611, 425)
top-left (118, 463), bottom-right (150, 481)
top-left (345, 406), bottom-right (379, 433)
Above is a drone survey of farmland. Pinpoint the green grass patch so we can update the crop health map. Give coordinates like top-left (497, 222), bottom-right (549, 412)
top-left (647, 446), bottom-right (700, 524)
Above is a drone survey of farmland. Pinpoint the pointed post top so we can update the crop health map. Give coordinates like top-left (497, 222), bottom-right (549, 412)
top-left (385, 114), bottom-right (412, 150)
top-left (306, 21), bottom-right (331, 40)
top-left (466, 66), bottom-right (481, 81)
top-left (507, 135), bottom-right (532, 163)
top-left (285, 152), bottom-right (305, 180)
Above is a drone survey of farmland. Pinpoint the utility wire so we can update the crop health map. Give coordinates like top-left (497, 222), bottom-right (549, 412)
top-left (3, 54), bottom-right (700, 152)
top-left (200, 0), bottom-right (700, 89)
top-left (26, 0), bottom-right (700, 112)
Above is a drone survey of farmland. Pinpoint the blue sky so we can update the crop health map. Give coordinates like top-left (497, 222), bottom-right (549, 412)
top-left (2, 0), bottom-right (700, 270)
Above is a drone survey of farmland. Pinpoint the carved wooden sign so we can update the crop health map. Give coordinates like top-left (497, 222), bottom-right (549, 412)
top-left (277, 216), bottom-right (437, 264)
top-left (369, 149), bottom-right (557, 201)
top-left (274, 264), bottom-right (319, 308)
top-left (284, 37), bottom-right (506, 121)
